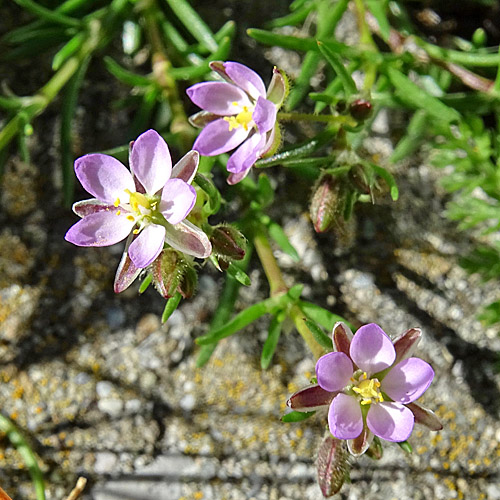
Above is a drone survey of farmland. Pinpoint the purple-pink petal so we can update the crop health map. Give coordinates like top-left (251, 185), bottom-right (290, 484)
top-left (160, 178), bottom-right (196, 225)
top-left (114, 236), bottom-right (141, 293)
top-left (287, 384), bottom-right (336, 412)
top-left (130, 129), bottom-right (172, 194)
top-left (223, 61), bottom-right (266, 100)
top-left (65, 211), bottom-right (135, 247)
top-left (187, 82), bottom-right (251, 114)
top-left (193, 118), bottom-right (249, 156)
top-left (75, 154), bottom-right (135, 205)
top-left (347, 427), bottom-right (373, 457)
top-left (329, 393), bottom-right (363, 440)
top-left (366, 402), bottom-right (414, 442)
top-left (315, 351), bottom-right (353, 393)
top-left (188, 110), bottom-right (220, 129)
top-left (72, 199), bottom-right (116, 218)
top-left (128, 224), bottom-right (166, 268)
top-left (381, 357), bottom-right (434, 404)
top-left (350, 323), bottom-right (396, 375)
top-left (227, 168), bottom-right (251, 185)
top-left (164, 220), bottom-right (212, 259)
top-left (253, 96), bottom-right (277, 134)
top-left (171, 150), bottom-right (199, 184)
top-left (405, 402), bottom-right (443, 431)
top-left (332, 322), bottom-right (353, 359)
top-left (226, 132), bottom-right (266, 174)
top-left (393, 327), bottom-right (422, 365)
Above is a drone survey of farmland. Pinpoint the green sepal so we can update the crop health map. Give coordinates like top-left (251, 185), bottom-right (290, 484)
top-left (281, 410), bottom-right (316, 422)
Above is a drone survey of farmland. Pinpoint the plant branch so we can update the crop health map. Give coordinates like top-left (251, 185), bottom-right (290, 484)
top-left (253, 230), bottom-right (325, 359)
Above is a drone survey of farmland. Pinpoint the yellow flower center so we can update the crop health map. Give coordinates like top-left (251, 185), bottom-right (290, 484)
top-left (224, 103), bottom-right (254, 132)
top-left (352, 372), bottom-right (384, 406)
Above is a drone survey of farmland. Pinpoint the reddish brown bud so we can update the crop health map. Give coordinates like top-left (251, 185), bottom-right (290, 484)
top-left (309, 173), bottom-right (346, 233)
top-left (317, 433), bottom-right (350, 497)
top-left (210, 224), bottom-right (246, 261)
top-left (349, 99), bottom-right (372, 122)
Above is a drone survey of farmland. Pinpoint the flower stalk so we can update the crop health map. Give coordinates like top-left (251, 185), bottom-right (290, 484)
top-left (253, 230), bottom-right (325, 360)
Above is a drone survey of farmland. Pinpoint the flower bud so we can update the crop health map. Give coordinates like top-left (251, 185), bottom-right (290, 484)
top-left (317, 433), bottom-right (350, 497)
top-left (210, 224), bottom-right (246, 261)
top-left (349, 99), bottom-right (372, 122)
top-left (178, 264), bottom-right (197, 299)
top-left (309, 173), bottom-right (347, 233)
top-left (152, 249), bottom-right (185, 299)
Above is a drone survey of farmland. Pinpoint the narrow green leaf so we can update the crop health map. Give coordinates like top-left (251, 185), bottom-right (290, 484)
top-left (194, 173), bottom-right (221, 216)
top-left (196, 300), bottom-right (269, 345)
top-left (2, 26), bottom-right (70, 45)
top-left (365, 0), bottom-right (391, 42)
top-left (261, 316), bottom-right (283, 370)
top-left (317, 41), bottom-right (357, 96)
top-left (257, 173), bottom-right (274, 206)
top-left (226, 263), bottom-right (251, 286)
top-left (299, 300), bottom-right (351, 331)
top-left (161, 292), bottom-right (182, 323)
top-left (386, 67), bottom-right (460, 123)
top-left (266, 220), bottom-right (300, 262)
top-left (169, 37), bottom-right (232, 80)
top-left (255, 128), bottom-right (337, 168)
top-left (214, 20), bottom-right (236, 42)
top-left (281, 410), bottom-right (316, 422)
top-left (164, 0), bottom-right (218, 53)
top-left (104, 56), bottom-right (152, 87)
top-left (196, 343), bottom-right (218, 367)
top-left (196, 288), bottom-right (298, 345)
top-left (287, 51), bottom-right (321, 110)
top-left (139, 274), bottom-right (152, 294)
top-left (52, 32), bottom-right (85, 70)
top-left (304, 319), bottom-right (333, 350)
top-left (61, 55), bottom-right (90, 206)
top-left (12, 0), bottom-right (81, 27)
top-left (494, 46), bottom-right (500, 93)
top-left (370, 164), bottom-right (399, 201)
top-left (397, 440), bottom-right (413, 454)
top-left (247, 28), bottom-right (355, 57)
top-left (417, 38), bottom-right (500, 67)
top-left (390, 109), bottom-right (427, 163)
top-left (0, 414), bottom-right (46, 500)
top-left (197, 251), bottom-right (251, 367)
top-left (266, 2), bottom-right (315, 28)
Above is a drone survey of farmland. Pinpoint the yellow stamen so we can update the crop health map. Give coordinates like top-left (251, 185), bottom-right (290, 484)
top-left (114, 197), bottom-right (120, 207)
top-left (116, 210), bottom-right (121, 216)
top-left (224, 105), bottom-right (254, 132)
top-left (133, 229), bottom-right (139, 234)
top-left (352, 372), bottom-right (383, 405)
top-left (125, 189), bottom-right (150, 212)
top-left (127, 215), bottom-right (135, 221)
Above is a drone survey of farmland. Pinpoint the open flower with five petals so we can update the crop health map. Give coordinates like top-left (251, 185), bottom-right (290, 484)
top-left (187, 61), bottom-right (287, 184)
top-left (65, 129), bottom-right (211, 291)
top-left (287, 323), bottom-right (441, 456)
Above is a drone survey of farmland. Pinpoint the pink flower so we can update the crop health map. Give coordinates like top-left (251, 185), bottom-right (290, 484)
top-left (287, 323), bottom-right (441, 456)
top-left (65, 129), bottom-right (211, 292)
top-left (186, 61), bottom-right (286, 184)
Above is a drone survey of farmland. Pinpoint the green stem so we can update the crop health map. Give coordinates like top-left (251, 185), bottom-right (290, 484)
top-left (253, 231), bottom-right (324, 359)
top-left (0, 414), bottom-right (45, 500)
top-left (197, 247), bottom-right (252, 367)
top-left (141, 1), bottom-right (195, 151)
top-left (277, 112), bottom-right (356, 126)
